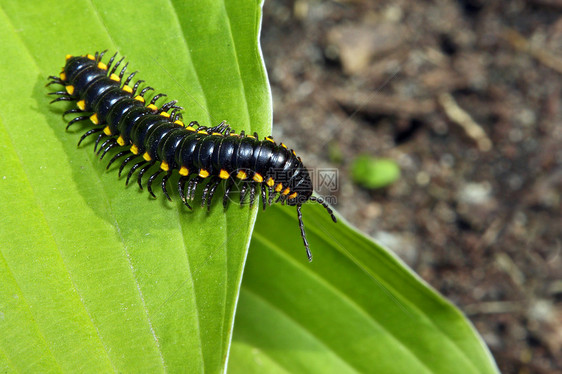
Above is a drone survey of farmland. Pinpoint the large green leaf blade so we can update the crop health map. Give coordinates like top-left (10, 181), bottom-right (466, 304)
top-left (0, 0), bottom-right (269, 372)
top-left (229, 203), bottom-right (499, 373)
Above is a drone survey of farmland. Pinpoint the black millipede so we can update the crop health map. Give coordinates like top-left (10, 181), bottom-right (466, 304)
top-left (47, 51), bottom-right (336, 261)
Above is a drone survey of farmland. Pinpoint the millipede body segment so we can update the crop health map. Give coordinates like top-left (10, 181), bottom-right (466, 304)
top-left (48, 51), bottom-right (336, 261)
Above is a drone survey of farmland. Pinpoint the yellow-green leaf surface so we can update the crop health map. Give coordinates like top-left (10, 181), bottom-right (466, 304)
top-left (0, 0), bottom-right (269, 372)
top-left (229, 204), bottom-right (499, 373)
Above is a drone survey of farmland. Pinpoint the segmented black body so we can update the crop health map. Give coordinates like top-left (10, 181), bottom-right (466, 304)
top-left (48, 51), bottom-right (336, 261)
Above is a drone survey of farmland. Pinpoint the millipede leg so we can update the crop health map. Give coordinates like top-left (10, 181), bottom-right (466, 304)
top-left (268, 186), bottom-right (277, 205)
top-left (249, 183), bottom-right (256, 208)
top-left (77, 128), bottom-right (102, 146)
top-left (119, 155), bottom-right (139, 177)
top-left (223, 179), bottom-right (234, 209)
top-left (187, 177), bottom-right (202, 201)
top-left (93, 133), bottom-right (106, 152)
top-left (107, 52), bottom-right (118, 71)
top-left (138, 162), bottom-right (154, 190)
top-left (100, 140), bottom-right (118, 160)
top-left (107, 151), bottom-right (128, 170)
top-left (201, 179), bottom-right (213, 208)
top-left (161, 172), bottom-right (172, 201)
top-left (48, 90), bottom-right (70, 96)
top-left (110, 56), bottom-right (125, 75)
top-left (147, 169), bottom-right (163, 197)
top-left (149, 93), bottom-right (167, 106)
top-left (139, 86), bottom-right (154, 98)
top-left (240, 183), bottom-right (248, 205)
top-left (124, 71), bottom-right (137, 86)
top-left (119, 62), bottom-right (129, 79)
top-left (178, 176), bottom-right (192, 209)
top-left (50, 96), bottom-right (74, 104)
top-left (63, 109), bottom-right (83, 119)
top-left (206, 178), bottom-right (221, 211)
top-left (97, 138), bottom-right (114, 155)
top-left (160, 100), bottom-right (179, 113)
top-left (66, 115), bottom-right (91, 130)
top-left (126, 160), bottom-right (146, 185)
top-left (208, 121), bottom-right (231, 134)
top-left (46, 76), bottom-right (63, 86)
top-left (96, 49), bottom-right (108, 62)
top-left (261, 184), bottom-right (267, 210)
top-left (202, 177), bottom-right (220, 209)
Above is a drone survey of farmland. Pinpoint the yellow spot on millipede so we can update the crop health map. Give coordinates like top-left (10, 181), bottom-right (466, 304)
top-left (253, 173), bottom-right (263, 183)
top-left (179, 166), bottom-right (189, 176)
top-left (143, 152), bottom-right (152, 161)
top-left (211, 132), bottom-right (222, 136)
top-left (160, 162), bottom-right (169, 171)
top-left (236, 170), bottom-right (247, 180)
top-left (109, 73), bottom-right (120, 82)
top-left (199, 169), bottom-right (210, 178)
top-left (147, 104), bottom-right (157, 111)
top-left (159, 112), bottom-right (170, 118)
top-left (275, 183), bottom-right (283, 192)
top-left (117, 136), bottom-right (125, 146)
top-left (130, 144), bottom-right (139, 155)
top-left (289, 192), bottom-right (298, 199)
top-left (185, 126), bottom-right (196, 132)
top-left (65, 54), bottom-right (73, 61)
top-left (282, 188), bottom-right (291, 196)
top-left (122, 85), bottom-right (133, 94)
top-left (65, 85), bottom-right (74, 95)
top-left (89, 113), bottom-right (99, 125)
top-left (174, 120), bottom-right (184, 126)
top-left (197, 130), bottom-right (208, 135)
top-left (266, 177), bottom-right (275, 187)
top-left (98, 62), bottom-right (108, 70)
top-left (103, 126), bottom-right (112, 136)
top-left (87, 54), bottom-right (95, 60)
top-left (219, 169), bottom-right (229, 179)
top-left (134, 95), bottom-right (145, 103)
top-left (77, 100), bottom-right (86, 110)
top-left (59, 72), bottom-right (66, 81)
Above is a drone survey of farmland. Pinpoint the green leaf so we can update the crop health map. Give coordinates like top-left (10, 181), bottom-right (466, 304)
top-left (228, 203), bottom-right (499, 373)
top-left (0, 0), bottom-right (268, 372)
top-left (351, 155), bottom-right (401, 189)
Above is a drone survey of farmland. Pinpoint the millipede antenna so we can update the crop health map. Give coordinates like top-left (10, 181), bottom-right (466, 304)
top-left (310, 196), bottom-right (337, 223)
top-left (296, 204), bottom-right (312, 262)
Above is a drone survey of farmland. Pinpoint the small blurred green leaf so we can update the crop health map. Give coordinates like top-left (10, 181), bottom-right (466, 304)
top-left (351, 155), bottom-right (401, 189)
top-left (328, 141), bottom-right (344, 164)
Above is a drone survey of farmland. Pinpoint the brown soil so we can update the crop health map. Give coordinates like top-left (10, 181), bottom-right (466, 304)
top-left (261, 1), bottom-right (562, 372)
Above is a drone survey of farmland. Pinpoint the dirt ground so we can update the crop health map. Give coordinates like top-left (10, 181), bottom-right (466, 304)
top-left (260, 0), bottom-right (562, 372)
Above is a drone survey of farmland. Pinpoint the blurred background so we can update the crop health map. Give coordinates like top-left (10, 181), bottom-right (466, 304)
top-left (260, 0), bottom-right (561, 372)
